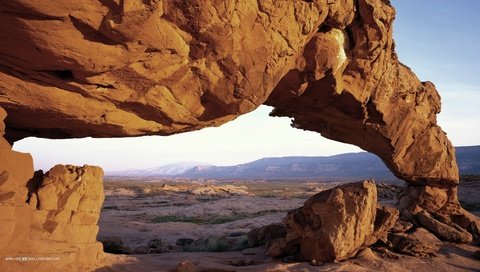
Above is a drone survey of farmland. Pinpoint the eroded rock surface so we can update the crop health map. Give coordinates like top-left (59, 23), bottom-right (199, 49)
top-left (415, 210), bottom-right (473, 243)
top-left (0, 0), bottom-right (328, 141)
top-left (0, 108), bottom-right (35, 266)
top-left (0, 109), bottom-right (104, 271)
top-left (365, 205), bottom-right (399, 246)
top-left (0, 0), bottom-right (479, 268)
top-left (265, 0), bottom-right (459, 193)
top-left (387, 227), bottom-right (442, 257)
top-left (0, 0), bottom-right (464, 217)
top-left (269, 180), bottom-right (377, 262)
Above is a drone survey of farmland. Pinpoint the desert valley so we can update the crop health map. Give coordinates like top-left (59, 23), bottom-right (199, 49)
top-left (1, 0), bottom-right (480, 271)
top-left (93, 175), bottom-right (480, 271)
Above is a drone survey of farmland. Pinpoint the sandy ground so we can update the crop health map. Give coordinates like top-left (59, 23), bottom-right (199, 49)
top-left (98, 180), bottom-right (331, 249)
top-left (96, 178), bottom-right (480, 271)
top-left (94, 243), bottom-right (480, 272)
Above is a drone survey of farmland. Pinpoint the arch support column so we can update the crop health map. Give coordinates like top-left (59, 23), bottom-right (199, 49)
top-left (265, 0), bottom-right (473, 225)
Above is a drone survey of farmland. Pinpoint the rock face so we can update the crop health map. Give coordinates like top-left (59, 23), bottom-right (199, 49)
top-left (388, 227), bottom-right (442, 257)
top-left (0, 109), bottom-right (104, 271)
top-left (0, 108), bottom-right (35, 263)
top-left (269, 181), bottom-right (377, 262)
top-left (247, 222), bottom-right (287, 247)
top-left (364, 205), bottom-right (399, 246)
top-left (0, 0), bottom-right (327, 141)
top-left (0, 0), bottom-right (479, 268)
top-left (0, 0), bottom-right (465, 216)
top-left (264, 0), bottom-right (459, 209)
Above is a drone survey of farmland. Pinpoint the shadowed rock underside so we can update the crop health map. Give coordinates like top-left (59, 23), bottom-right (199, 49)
top-left (0, 0), bottom-right (460, 199)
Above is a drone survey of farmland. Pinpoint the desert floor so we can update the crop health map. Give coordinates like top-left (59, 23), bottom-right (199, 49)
top-left (94, 178), bottom-right (480, 271)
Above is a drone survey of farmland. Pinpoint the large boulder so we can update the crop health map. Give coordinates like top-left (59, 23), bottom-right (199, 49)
top-left (269, 180), bottom-right (377, 262)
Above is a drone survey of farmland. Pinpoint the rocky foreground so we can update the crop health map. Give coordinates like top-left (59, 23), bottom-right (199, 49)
top-left (93, 178), bottom-right (480, 271)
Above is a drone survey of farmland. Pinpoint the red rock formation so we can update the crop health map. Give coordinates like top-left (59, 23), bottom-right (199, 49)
top-left (0, 109), bottom-right (104, 271)
top-left (0, 0), bottom-right (479, 266)
top-left (268, 180), bottom-right (378, 262)
top-left (0, 0), bottom-right (466, 215)
top-left (265, 0), bottom-right (460, 212)
top-left (0, 0), bottom-right (328, 141)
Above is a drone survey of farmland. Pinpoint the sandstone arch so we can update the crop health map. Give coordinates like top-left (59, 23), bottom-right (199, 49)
top-left (0, 0), bottom-right (479, 270)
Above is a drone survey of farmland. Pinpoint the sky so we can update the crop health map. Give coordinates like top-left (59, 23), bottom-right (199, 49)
top-left (13, 0), bottom-right (480, 171)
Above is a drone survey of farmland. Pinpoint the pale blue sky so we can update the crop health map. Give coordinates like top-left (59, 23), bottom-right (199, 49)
top-left (392, 0), bottom-right (480, 146)
top-left (13, 1), bottom-right (480, 171)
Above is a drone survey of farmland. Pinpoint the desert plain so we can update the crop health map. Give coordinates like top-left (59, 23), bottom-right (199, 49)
top-left (93, 177), bottom-right (480, 271)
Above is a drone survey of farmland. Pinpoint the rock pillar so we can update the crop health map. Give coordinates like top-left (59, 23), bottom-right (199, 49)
top-left (0, 107), bottom-right (105, 272)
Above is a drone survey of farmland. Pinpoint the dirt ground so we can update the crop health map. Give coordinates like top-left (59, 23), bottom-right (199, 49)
top-left (95, 178), bottom-right (480, 271)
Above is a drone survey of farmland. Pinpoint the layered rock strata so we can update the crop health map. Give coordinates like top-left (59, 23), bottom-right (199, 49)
top-left (0, 109), bottom-right (104, 271)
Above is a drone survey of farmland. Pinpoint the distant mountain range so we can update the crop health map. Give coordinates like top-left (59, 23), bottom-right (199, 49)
top-left (108, 161), bottom-right (211, 177)
top-left (106, 146), bottom-right (480, 180)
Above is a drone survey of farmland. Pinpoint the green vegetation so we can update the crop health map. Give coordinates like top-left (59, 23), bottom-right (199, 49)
top-left (182, 236), bottom-right (249, 252)
top-left (151, 209), bottom-right (285, 225)
top-left (103, 178), bottom-right (334, 200)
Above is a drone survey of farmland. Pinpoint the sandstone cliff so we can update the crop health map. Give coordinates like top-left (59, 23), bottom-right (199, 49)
top-left (0, 109), bottom-right (104, 271)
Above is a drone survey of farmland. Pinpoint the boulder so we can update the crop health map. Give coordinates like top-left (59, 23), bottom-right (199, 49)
top-left (415, 210), bottom-right (473, 243)
top-left (0, 166), bottom-right (104, 271)
top-left (247, 222), bottom-right (286, 247)
top-left (175, 261), bottom-right (198, 272)
top-left (388, 228), bottom-right (442, 257)
top-left (391, 220), bottom-right (414, 233)
top-left (365, 205), bottom-right (399, 246)
top-left (356, 247), bottom-right (380, 261)
top-left (270, 180), bottom-right (377, 262)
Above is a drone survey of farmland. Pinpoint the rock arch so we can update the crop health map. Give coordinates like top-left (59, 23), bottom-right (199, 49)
top-left (0, 0), bottom-right (478, 270)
